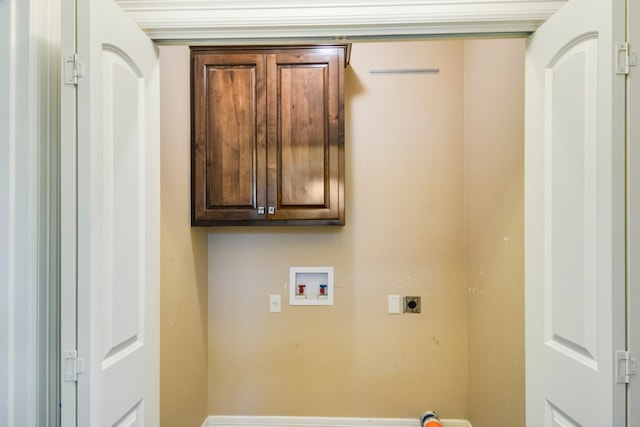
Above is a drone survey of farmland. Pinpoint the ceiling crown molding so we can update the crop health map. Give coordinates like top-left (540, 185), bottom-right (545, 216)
top-left (114, 0), bottom-right (566, 43)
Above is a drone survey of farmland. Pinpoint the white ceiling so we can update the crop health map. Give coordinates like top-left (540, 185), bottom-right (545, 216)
top-left (114, 0), bottom-right (567, 43)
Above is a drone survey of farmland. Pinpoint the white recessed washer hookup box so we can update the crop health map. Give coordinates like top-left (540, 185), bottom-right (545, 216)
top-left (289, 266), bottom-right (334, 306)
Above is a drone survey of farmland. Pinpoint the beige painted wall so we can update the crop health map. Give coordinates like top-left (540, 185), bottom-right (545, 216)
top-left (207, 41), bottom-right (467, 418)
top-left (158, 39), bottom-right (525, 426)
top-left (160, 46), bottom-right (209, 427)
top-left (464, 39), bottom-right (525, 427)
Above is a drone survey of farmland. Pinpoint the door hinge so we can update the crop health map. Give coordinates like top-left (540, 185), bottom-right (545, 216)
top-left (64, 53), bottom-right (85, 85)
top-left (616, 350), bottom-right (637, 384)
top-left (616, 42), bottom-right (637, 75)
top-left (64, 350), bottom-right (85, 382)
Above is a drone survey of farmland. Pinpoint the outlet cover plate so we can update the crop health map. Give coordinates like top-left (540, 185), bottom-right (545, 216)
top-left (388, 295), bottom-right (401, 314)
top-left (270, 294), bottom-right (281, 312)
top-left (403, 296), bottom-right (421, 313)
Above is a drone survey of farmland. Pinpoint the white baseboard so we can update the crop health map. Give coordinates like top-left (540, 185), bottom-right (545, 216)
top-left (204, 415), bottom-right (472, 427)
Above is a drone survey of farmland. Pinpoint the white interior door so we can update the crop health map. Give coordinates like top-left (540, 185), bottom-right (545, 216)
top-left (525, 0), bottom-right (627, 425)
top-left (61, 0), bottom-right (160, 425)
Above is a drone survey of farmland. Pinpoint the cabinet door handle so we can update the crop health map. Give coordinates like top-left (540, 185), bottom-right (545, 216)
top-left (258, 207), bottom-right (265, 215)
top-left (268, 207), bottom-right (275, 215)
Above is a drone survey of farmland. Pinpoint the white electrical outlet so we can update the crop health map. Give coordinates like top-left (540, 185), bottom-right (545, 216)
top-left (270, 294), bottom-right (281, 313)
top-left (388, 295), bottom-right (401, 314)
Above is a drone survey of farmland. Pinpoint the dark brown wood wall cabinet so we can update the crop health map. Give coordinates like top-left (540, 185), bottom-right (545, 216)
top-left (191, 45), bottom-right (347, 226)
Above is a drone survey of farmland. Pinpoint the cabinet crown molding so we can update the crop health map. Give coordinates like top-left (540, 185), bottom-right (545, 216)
top-left (115, 0), bottom-right (566, 42)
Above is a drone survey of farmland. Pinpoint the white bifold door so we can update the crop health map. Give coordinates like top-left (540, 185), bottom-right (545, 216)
top-left (525, 0), bottom-right (629, 425)
top-left (60, 0), bottom-right (160, 425)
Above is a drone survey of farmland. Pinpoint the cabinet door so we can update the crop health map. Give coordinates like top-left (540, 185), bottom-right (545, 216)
top-left (266, 48), bottom-right (344, 224)
top-left (191, 51), bottom-right (267, 224)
